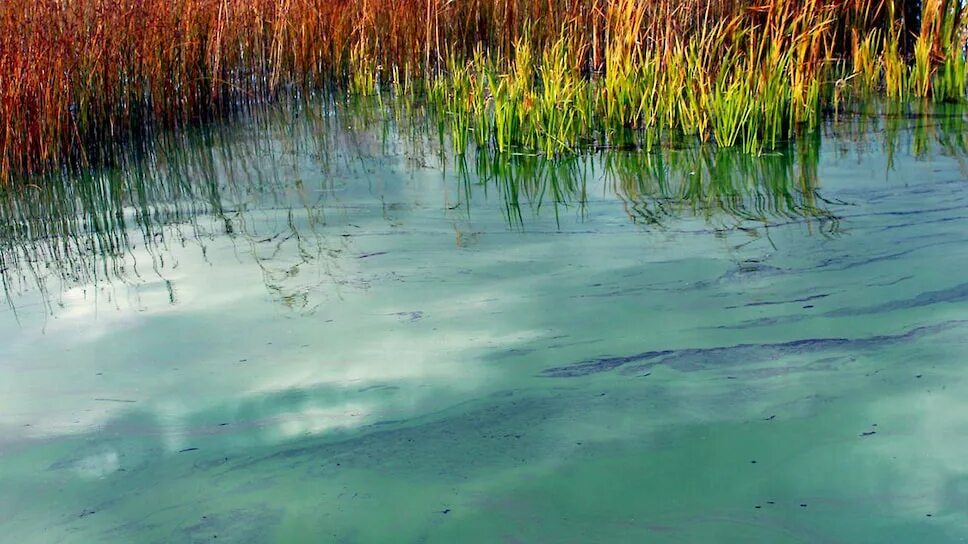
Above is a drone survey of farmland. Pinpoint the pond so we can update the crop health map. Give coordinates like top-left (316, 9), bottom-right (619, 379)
top-left (2, 102), bottom-right (968, 543)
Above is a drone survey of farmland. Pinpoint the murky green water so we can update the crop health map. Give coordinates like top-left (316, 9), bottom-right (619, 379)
top-left (2, 104), bottom-right (968, 543)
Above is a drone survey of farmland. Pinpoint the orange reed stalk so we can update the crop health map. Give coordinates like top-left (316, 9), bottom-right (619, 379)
top-left (0, 0), bottom-right (908, 182)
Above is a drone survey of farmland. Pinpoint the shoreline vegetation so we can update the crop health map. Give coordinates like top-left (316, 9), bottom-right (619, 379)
top-left (1, 0), bottom-right (966, 182)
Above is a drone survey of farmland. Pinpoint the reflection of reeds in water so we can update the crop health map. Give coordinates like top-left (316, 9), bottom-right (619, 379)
top-left (454, 134), bottom-right (838, 233)
top-left (604, 137), bottom-right (838, 232)
top-left (1, 96), bottom-right (966, 312)
top-left (458, 151), bottom-right (591, 227)
top-left (0, 104), bottom-right (358, 314)
top-left (824, 101), bottom-right (968, 171)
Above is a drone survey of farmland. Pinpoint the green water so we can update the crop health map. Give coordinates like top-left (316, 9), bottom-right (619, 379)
top-left (2, 104), bottom-right (968, 543)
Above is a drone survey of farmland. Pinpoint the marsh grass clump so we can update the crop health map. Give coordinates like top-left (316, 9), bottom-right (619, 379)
top-left (1, 0), bottom-right (967, 182)
top-left (430, 0), bottom-right (847, 155)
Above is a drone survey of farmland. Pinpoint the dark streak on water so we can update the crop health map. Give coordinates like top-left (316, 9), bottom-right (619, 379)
top-left (725, 293), bottom-right (833, 309)
top-left (828, 282), bottom-right (968, 317)
top-left (719, 280), bottom-right (968, 331)
top-left (541, 320), bottom-right (967, 378)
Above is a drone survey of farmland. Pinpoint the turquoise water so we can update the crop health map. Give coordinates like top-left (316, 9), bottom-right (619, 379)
top-left (1, 106), bottom-right (968, 542)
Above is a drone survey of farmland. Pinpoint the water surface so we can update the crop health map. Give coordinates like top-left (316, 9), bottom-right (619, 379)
top-left (2, 104), bottom-right (968, 543)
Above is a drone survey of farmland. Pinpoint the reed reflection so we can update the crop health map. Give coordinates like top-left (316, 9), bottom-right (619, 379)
top-left (2, 98), bottom-right (965, 314)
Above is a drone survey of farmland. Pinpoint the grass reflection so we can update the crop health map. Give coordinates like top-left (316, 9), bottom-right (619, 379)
top-left (455, 132), bottom-right (835, 232)
top-left (1, 97), bottom-right (965, 312)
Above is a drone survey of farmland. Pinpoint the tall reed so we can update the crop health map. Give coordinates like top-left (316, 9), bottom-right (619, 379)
top-left (1, 0), bottom-right (965, 182)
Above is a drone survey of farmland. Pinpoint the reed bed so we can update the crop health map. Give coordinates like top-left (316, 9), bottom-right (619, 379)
top-left (1, 0), bottom-right (966, 182)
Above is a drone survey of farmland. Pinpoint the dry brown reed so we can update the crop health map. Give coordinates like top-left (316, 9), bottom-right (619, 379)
top-left (0, 0), bottom-right (962, 182)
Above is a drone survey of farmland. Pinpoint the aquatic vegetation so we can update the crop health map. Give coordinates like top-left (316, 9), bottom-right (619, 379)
top-left (924, 0), bottom-right (968, 102)
top-left (0, 0), bottom-right (966, 181)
